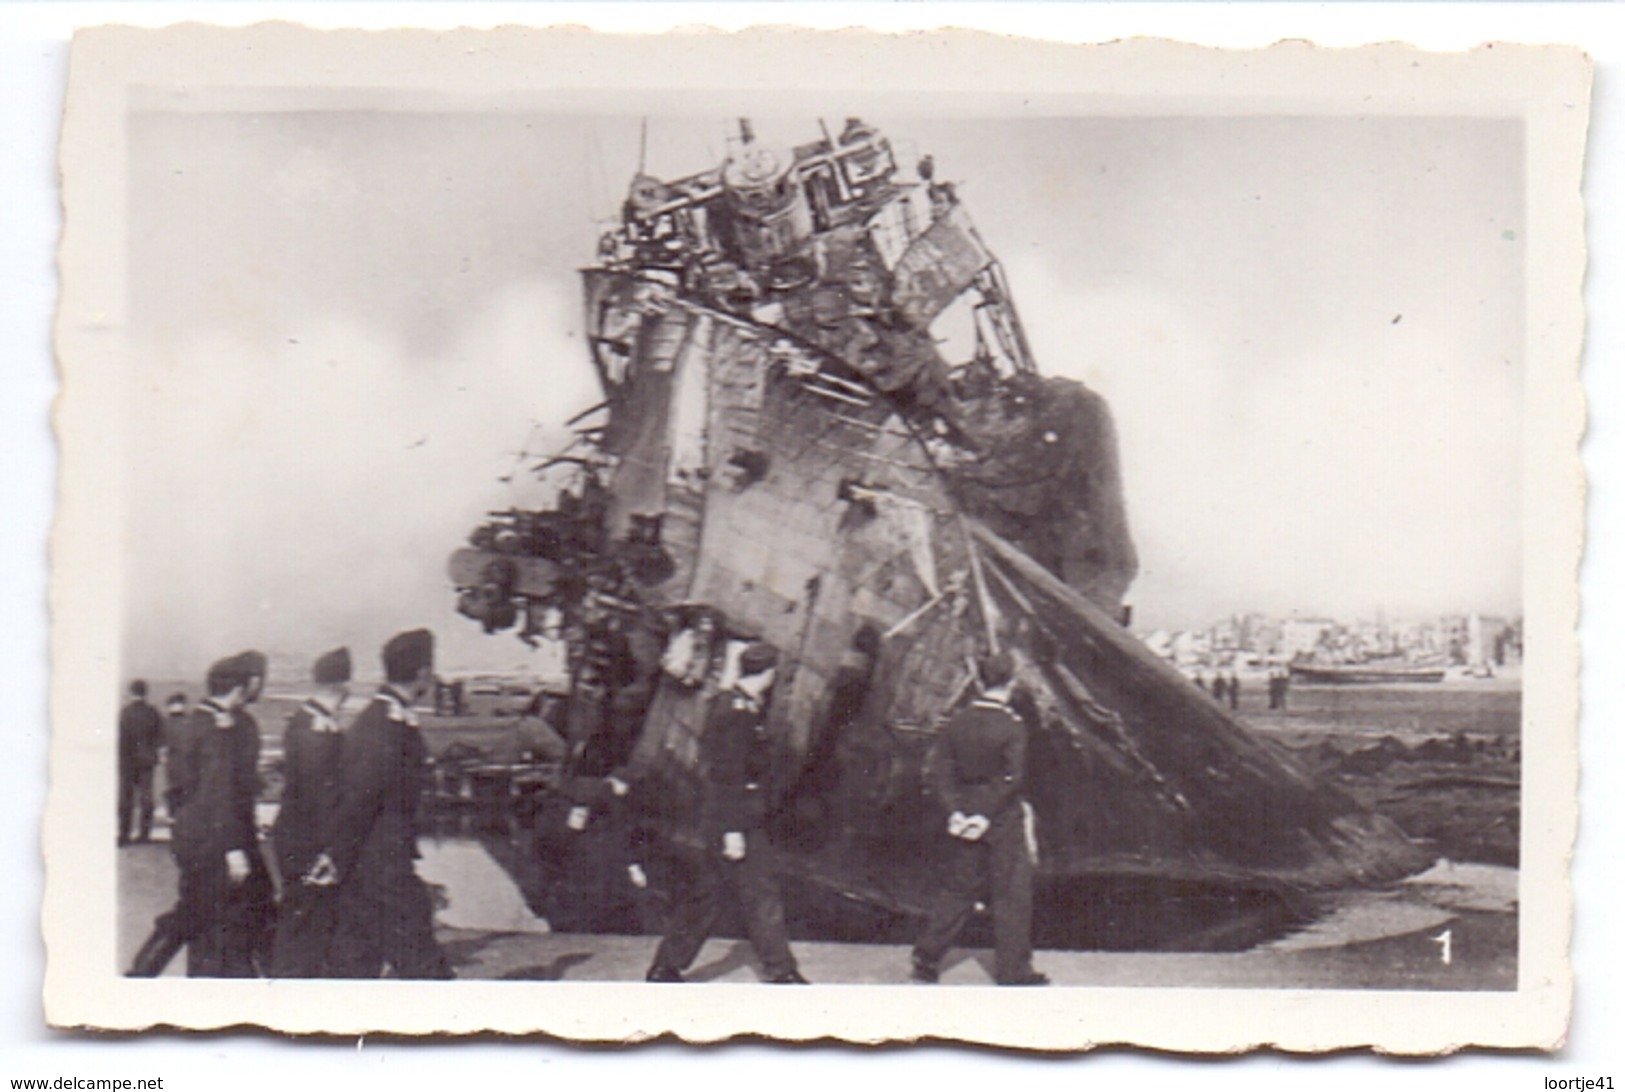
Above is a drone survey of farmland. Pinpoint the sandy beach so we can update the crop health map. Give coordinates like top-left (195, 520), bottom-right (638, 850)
top-left (116, 678), bottom-right (1519, 989)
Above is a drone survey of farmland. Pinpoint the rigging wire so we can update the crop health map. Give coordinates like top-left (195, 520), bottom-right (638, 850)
top-left (496, 419), bottom-right (550, 485)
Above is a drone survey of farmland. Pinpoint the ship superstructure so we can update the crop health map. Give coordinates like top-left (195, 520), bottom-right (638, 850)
top-left (449, 119), bottom-right (1427, 929)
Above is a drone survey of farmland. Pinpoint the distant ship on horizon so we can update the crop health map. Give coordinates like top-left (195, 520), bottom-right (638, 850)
top-left (1289, 661), bottom-right (1448, 685)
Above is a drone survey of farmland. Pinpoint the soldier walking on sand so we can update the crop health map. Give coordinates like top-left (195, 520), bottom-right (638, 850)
top-left (306, 629), bottom-right (453, 979)
top-left (911, 651), bottom-right (1048, 987)
top-left (268, 647), bottom-right (351, 978)
top-left (127, 652), bottom-right (275, 977)
top-left (644, 641), bottom-right (808, 984)
top-left (117, 679), bottom-right (163, 846)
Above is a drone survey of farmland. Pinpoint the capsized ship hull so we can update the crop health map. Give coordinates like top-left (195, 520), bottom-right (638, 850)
top-left (450, 119), bottom-right (1429, 929)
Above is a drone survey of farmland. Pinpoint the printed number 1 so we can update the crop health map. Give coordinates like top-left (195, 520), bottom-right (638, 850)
top-left (1432, 929), bottom-right (1453, 965)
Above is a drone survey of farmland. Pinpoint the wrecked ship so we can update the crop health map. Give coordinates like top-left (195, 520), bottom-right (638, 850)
top-left (449, 119), bottom-right (1430, 947)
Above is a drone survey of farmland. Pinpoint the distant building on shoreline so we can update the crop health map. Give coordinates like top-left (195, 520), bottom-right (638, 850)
top-left (1137, 609), bottom-right (1523, 672)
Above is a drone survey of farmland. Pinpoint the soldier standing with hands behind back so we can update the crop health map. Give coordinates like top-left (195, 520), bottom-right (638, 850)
top-left (307, 629), bottom-right (453, 979)
top-left (268, 646), bottom-right (351, 978)
top-left (911, 650), bottom-right (1048, 986)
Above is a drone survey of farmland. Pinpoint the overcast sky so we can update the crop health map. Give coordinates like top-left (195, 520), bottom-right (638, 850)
top-left (122, 106), bottom-right (1522, 678)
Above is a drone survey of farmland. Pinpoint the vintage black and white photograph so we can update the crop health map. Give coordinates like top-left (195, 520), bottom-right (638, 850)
top-left (46, 26), bottom-right (1587, 1049)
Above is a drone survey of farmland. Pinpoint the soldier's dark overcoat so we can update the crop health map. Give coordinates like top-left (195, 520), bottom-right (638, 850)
top-left (268, 699), bottom-right (345, 977)
top-left (648, 686), bottom-right (798, 980)
top-left (912, 697), bottom-right (1039, 984)
top-left (323, 689), bottom-right (451, 979)
top-left (160, 700), bottom-right (274, 976)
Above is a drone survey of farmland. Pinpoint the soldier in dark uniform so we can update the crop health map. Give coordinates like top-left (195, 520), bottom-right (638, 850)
top-left (775, 624), bottom-right (880, 850)
top-left (911, 651), bottom-right (1048, 986)
top-left (307, 629), bottom-right (452, 979)
top-left (547, 762), bottom-right (652, 934)
top-left (117, 679), bottom-right (163, 846)
top-left (127, 652), bottom-right (275, 977)
top-left (268, 646), bottom-right (351, 978)
top-left (576, 615), bottom-right (644, 777)
top-left (645, 642), bottom-right (807, 984)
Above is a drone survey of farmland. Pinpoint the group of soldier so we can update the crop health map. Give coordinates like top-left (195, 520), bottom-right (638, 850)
top-left (1199, 671), bottom-right (1243, 710)
top-left (1190, 668), bottom-right (1292, 712)
top-left (574, 639), bottom-right (1047, 987)
top-left (119, 621), bottom-right (1049, 986)
top-left (1265, 667), bottom-right (1293, 710)
top-left (124, 629), bottom-right (452, 979)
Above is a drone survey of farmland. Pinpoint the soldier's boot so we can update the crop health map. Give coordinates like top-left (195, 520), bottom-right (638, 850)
top-left (126, 922), bottom-right (184, 978)
top-left (995, 969), bottom-right (1050, 987)
top-left (766, 969), bottom-right (809, 984)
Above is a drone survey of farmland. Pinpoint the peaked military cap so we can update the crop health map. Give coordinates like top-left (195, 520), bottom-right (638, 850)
top-left (312, 646), bottom-right (352, 685)
top-left (206, 650), bottom-right (268, 695)
top-left (382, 628), bottom-right (434, 684)
top-left (738, 641), bottom-right (779, 676)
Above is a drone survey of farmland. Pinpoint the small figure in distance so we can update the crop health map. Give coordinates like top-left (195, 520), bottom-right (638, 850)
top-left (911, 650), bottom-right (1048, 987)
top-left (117, 679), bottom-right (163, 847)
